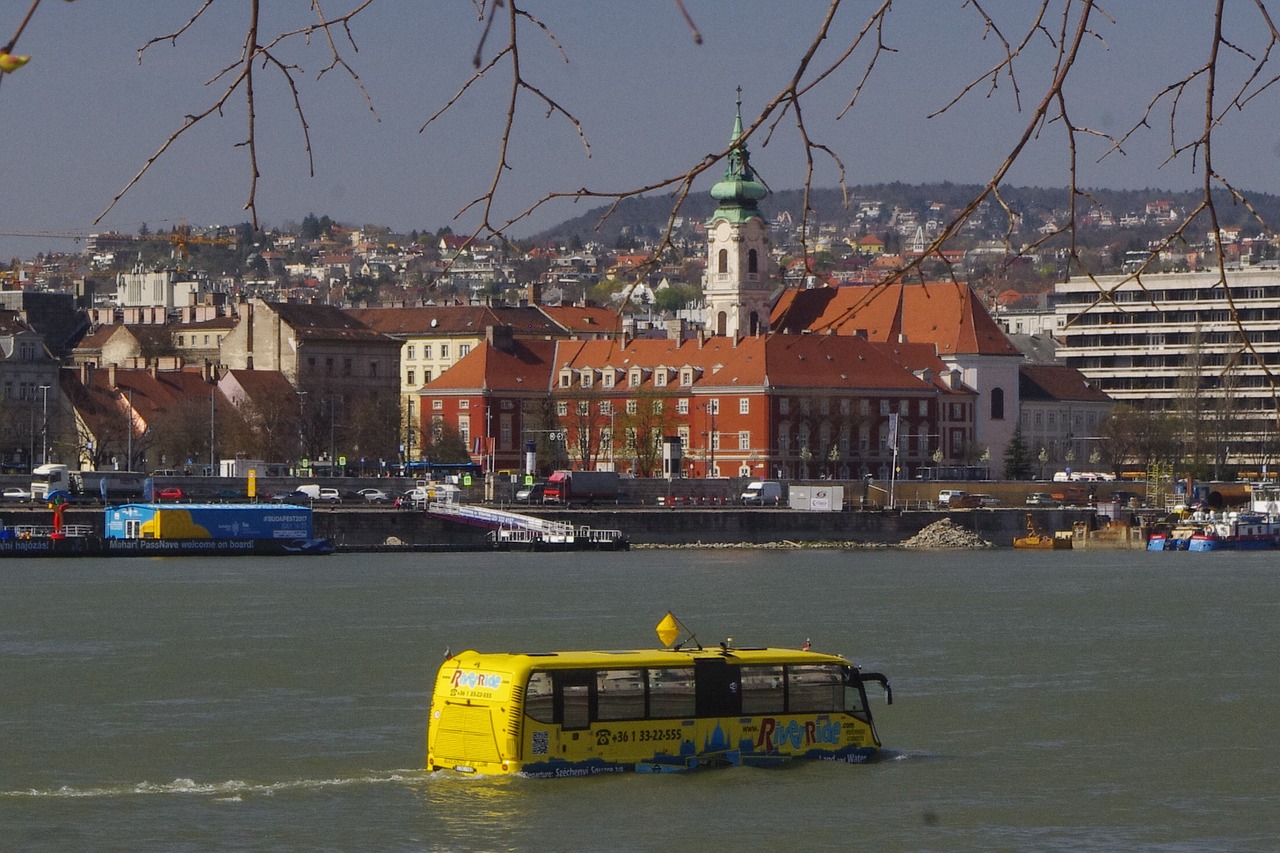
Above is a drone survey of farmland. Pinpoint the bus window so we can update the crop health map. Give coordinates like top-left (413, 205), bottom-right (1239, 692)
top-left (788, 664), bottom-right (843, 714)
top-left (596, 669), bottom-right (645, 720)
top-left (843, 670), bottom-right (870, 721)
top-left (740, 665), bottom-right (784, 714)
top-left (647, 667), bottom-right (695, 719)
top-left (526, 671), bottom-right (554, 723)
top-left (562, 682), bottom-right (590, 730)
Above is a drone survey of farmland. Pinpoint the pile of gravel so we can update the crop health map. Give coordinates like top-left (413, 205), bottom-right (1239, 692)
top-left (900, 518), bottom-right (994, 549)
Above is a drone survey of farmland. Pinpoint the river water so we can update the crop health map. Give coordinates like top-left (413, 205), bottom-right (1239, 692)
top-left (2, 548), bottom-right (1279, 851)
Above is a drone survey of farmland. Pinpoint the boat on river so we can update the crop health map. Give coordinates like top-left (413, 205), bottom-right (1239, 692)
top-left (0, 501), bottom-right (334, 557)
top-left (1013, 513), bottom-right (1072, 550)
top-left (1147, 511), bottom-right (1280, 551)
top-left (426, 613), bottom-right (892, 777)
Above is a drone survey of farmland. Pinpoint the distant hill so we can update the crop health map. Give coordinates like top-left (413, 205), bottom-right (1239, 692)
top-left (528, 183), bottom-right (1280, 250)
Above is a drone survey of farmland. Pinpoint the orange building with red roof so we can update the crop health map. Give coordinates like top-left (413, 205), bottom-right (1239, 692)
top-left (420, 330), bottom-right (975, 479)
top-left (771, 281), bottom-right (1024, 470)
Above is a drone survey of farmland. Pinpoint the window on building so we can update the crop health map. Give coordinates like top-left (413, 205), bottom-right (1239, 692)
top-left (501, 400), bottom-right (513, 410)
top-left (432, 399), bottom-right (443, 410)
top-left (407, 345), bottom-right (415, 360)
top-left (840, 399), bottom-right (851, 415)
top-left (459, 400), bottom-right (469, 409)
top-left (424, 345), bottom-right (433, 359)
top-left (325, 357), bottom-right (334, 375)
top-left (739, 431), bottom-right (750, 450)
top-left (629, 369), bottom-right (642, 387)
top-left (407, 370), bottom-right (415, 386)
top-left (991, 387), bottom-right (1005, 420)
top-left (681, 369), bottom-right (693, 386)
top-left (560, 371), bottom-right (572, 388)
top-left (655, 369), bottom-right (668, 387)
top-left (602, 372), bottom-right (615, 388)
top-left (460, 344), bottom-right (470, 358)
top-left (739, 397), bottom-right (750, 415)
top-left (779, 398), bottom-right (790, 415)
top-left (879, 400), bottom-right (890, 415)
top-left (707, 398), bottom-right (720, 415)
top-left (577, 401), bottom-right (589, 415)
top-left (424, 371), bottom-right (432, 384)
top-left (344, 357), bottom-right (353, 376)
top-left (458, 416), bottom-right (470, 448)
top-left (580, 370), bottom-right (592, 388)
top-left (441, 345), bottom-right (450, 359)
top-left (557, 401), bottom-right (568, 417)
top-left (177, 335), bottom-right (185, 346)
top-left (601, 401), bottom-right (613, 416)
top-left (626, 400), bottom-right (638, 415)
top-left (861, 399), bottom-right (871, 417)
top-left (370, 361), bottom-right (379, 377)
top-left (718, 248), bottom-right (728, 274)
top-left (677, 398), bottom-right (689, 415)
top-left (918, 400), bottom-right (928, 416)
top-left (748, 248), bottom-right (759, 274)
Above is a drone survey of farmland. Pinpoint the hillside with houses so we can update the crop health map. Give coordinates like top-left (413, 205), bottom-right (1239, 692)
top-left (5, 142), bottom-right (1280, 485)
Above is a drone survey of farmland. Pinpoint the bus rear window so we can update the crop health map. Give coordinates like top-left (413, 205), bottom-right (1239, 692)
top-left (596, 669), bottom-right (645, 720)
top-left (740, 665), bottom-right (784, 714)
top-left (647, 667), bottom-right (695, 719)
top-left (788, 664), bottom-right (843, 713)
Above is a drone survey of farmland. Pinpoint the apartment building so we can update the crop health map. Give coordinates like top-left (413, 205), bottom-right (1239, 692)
top-left (1055, 267), bottom-right (1280, 463)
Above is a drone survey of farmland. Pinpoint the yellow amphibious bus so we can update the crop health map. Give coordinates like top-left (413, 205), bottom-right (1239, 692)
top-left (427, 635), bottom-right (892, 777)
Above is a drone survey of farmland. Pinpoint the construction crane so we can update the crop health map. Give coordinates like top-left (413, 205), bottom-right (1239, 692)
top-left (154, 222), bottom-right (238, 258)
top-left (0, 228), bottom-right (91, 242)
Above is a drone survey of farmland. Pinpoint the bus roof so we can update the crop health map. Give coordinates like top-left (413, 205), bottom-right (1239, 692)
top-left (443, 646), bottom-right (855, 673)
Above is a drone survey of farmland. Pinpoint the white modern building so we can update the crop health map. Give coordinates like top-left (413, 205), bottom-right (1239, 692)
top-left (1055, 267), bottom-right (1280, 466)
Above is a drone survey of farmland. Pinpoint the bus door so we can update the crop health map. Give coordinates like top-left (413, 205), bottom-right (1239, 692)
top-left (694, 659), bottom-right (741, 717)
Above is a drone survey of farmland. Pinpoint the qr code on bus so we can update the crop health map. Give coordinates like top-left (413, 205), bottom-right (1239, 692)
top-left (531, 730), bottom-right (549, 755)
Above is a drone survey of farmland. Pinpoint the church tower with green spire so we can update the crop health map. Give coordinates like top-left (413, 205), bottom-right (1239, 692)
top-left (703, 94), bottom-right (772, 338)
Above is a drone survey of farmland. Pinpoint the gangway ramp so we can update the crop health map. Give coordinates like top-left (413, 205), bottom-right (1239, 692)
top-left (426, 501), bottom-right (627, 550)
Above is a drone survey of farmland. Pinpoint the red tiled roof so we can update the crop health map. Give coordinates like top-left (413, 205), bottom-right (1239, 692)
top-left (1019, 364), bottom-right (1112, 403)
top-left (771, 282), bottom-right (1021, 357)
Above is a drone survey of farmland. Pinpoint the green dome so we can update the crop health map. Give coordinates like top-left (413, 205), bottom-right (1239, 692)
top-left (709, 95), bottom-right (767, 216)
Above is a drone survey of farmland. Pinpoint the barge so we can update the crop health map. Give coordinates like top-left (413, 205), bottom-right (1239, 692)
top-left (0, 503), bottom-right (334, 557)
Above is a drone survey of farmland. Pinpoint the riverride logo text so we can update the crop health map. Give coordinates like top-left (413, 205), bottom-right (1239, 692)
top-left (450, 670), bottom-right (503, 692)
top-left (756, 716), bottom-right (842, 750)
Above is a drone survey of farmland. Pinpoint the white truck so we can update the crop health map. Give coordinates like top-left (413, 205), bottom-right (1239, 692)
top-left (741, 481), bottom-right (783, 505)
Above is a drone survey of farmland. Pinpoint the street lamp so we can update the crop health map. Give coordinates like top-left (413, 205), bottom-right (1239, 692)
top-left (39, 384), bottom-right (50, 465)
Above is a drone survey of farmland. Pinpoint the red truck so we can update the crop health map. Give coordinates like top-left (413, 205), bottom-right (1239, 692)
top-left (543, 470), bottom-right (620, 505)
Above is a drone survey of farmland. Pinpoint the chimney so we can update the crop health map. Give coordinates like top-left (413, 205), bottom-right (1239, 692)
top-left (486, 324), bottom-right (515, 354)
top-left (108, 364), bottom-right (117, 388)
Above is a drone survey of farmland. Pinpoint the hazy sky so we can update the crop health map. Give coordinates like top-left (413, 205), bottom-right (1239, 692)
top-left (3, 2), bottom-right (1279, 262)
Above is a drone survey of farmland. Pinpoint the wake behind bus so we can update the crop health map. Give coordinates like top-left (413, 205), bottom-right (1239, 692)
top-left (427, 616), bottom-right (892, 777)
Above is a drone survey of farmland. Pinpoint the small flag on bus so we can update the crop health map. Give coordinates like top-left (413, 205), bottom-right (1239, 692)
top-left (656, 612), bottom-right (681, 647)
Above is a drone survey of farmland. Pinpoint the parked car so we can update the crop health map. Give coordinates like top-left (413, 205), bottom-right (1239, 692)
top-left (2, 486), bottom-right (31, 500)
top-left (1025, 492), bottom-right (1058, 507)
top-left (316, 488), bottom-right (342, 502)
top-left (358, 488), bottom-right (389, 503)
top-left (396, 488), bottom-right (429, 509)
top-left (947, 493), bottom-right (983, 509)
top-left (515, 482), bottom-right (546, 503)
top-left (973, 494), bottom-right (1001, 507)
top-left (156, 486), bottom-right (184, 501)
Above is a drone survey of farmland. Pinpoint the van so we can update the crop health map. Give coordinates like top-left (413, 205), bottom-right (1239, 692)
top-left (936, 489), bottom-right (967, 507)
top-left (292, 484), bottom-right (321, 500)
top-left (741, 481), bottom-right (782, 506)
